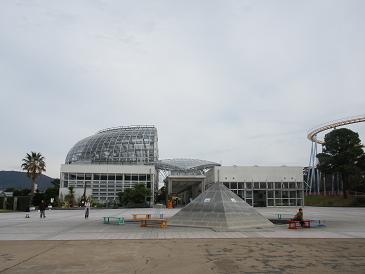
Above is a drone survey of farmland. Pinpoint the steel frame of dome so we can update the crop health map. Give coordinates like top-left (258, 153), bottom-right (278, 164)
top-left (306, 115), bottom-right (365, 194)
top-left (65, 125), bottom-right (158, 165)
top-left (155, 158), bottom-right (220, 172)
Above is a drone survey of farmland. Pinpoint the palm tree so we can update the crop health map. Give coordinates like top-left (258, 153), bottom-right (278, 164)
top-left (21, 152), bottom-right (46, 194)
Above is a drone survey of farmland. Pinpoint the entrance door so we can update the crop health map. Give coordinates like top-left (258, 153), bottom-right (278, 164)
top-left (253, 190), bottom-right (267, 207)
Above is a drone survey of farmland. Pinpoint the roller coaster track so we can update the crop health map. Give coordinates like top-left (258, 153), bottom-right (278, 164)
top-left (307, 114), bottom-right (365, 144)
top-left (306, 114), bottom-right (365, 194)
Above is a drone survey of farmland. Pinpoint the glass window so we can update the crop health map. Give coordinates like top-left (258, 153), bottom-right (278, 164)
top-left (238, 190), bottom-right (244, 198)
top-left (132, 175), bottom-right (138, 181)
top-left (85, 174), bottom-right (92, 180)
top-left (139, 175), bottom-right (147, 181)
top-left (63, 181), bottom-right (68, 188)
top-left (275, 182), bottom-right (281, 189)
top-left (116, 175), bottom-right (123, 181)
top-left (245, 182), bottom-right (252, 189)
top-left (282, 191), bottom-right (289, 198)
top-left (289, 182), bottom-right (296, 189)
top-left (77, 174), bottom-right (84, 180)
top-left (237, 182), bottom-right (244, 189)
top-left (267, 191), bottom-right (274, 198)
top-left (70, 173), bottom-right (76, 180)
top-left (275, 199), bottom-right (282, 206)
top-left (267, 199), bottom-right (274, 206)
top-left (297, 191), bottom-right (303, 198)
top-left (267, 182), bottom-right (273, 189)
top-left (260, 182), bottom-right (266, 189)
top-left (282, 199), bottom-right (289, 206)
top-left (289, 191), bottom-right (297, 198)
top-left (231, 182), bottom-right (237, 189)
top-left (125, 174), bottom-right (131, 181)
top-left (101, 174), bottom-right (107, 180)
top-left (94, 174), bottom-right (100, 180)
top-left (146, 174), bottom-right (151, 180)
top-left (283, 182), bottom-right (289, 189)
top-left (254, 182), bottom-right (260, 189)
top-left (275, 190), bottom-right (281, 198)
top-left (246, 191), bottom-right (252, 198)
top-left (223, 182), bottom-right (229, 188)
top-left (297, 182), bottom-right (303, 189)
top-left (63, 173), bottom-right (69, 180)
top-left (108, 174), bottom-right (115, 180)
top-left (245, 199), bottom-right (253, 206)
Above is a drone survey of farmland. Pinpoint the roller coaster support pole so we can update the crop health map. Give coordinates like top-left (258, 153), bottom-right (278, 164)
top-left (306, 142), bottom-right (314, 194)
top-left (309, 141), bottom-right (318, 194)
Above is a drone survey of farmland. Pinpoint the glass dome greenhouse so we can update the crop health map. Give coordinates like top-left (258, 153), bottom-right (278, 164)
top-left (65, 125), bottom-right (158, 165)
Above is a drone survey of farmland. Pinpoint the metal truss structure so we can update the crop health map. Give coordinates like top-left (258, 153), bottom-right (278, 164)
top-left (306, 115), bottom-right (365, 194)
top-left (65, 125), bottom-right (158, 165)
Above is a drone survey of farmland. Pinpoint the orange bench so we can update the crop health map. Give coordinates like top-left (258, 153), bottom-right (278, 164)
top-left (140, 218), bottom-right (168, 229)
top-left (288, 220), bottom-right (310, 229)
top-left (132, 214), bottom-right (151, 220)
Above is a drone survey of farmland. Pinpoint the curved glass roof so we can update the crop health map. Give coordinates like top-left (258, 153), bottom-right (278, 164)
top-left (65, 126), bottom-right (158, 165)
top-left (155, 158), bottom-right (220, 171)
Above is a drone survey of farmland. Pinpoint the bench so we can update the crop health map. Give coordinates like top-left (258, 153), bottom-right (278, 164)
top-left (276, 213), bottom-right (292, 220)
top-left (288, 220), bottom-right (310, 229)
top-left (132, 214), bottom-right (151, 220)
top-left (140, 218), bottom-right (168, 229)
top-left (103, 216), bottom-right (125, 225)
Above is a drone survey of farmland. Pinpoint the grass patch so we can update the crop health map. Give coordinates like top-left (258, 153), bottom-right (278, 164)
top-left (305, 195), bottom-right (365, 207)
top-left (0, 209), bottom-right (12, 213)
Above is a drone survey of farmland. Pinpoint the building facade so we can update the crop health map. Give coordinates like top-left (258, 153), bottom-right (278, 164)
top-left (59, 125), bottom-right (304, 207)
top-left (205, 166), bottom-right (304, 207)
top-left (59, 126), bottom-right (158, 204)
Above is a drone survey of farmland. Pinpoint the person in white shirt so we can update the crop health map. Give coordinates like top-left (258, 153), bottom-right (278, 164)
top-left (84, 200), bottom-right (91, 219)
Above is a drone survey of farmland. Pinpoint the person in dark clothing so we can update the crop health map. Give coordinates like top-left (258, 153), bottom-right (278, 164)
top-left (293, 208), bottom-right (304, 227)
top-left (39, 200), bottom-right (47, 219)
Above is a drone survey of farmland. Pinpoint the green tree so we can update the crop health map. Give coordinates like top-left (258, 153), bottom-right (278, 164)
top-left (32, 190), bottom-right (44, 207)
top-left (156, 186), bottom-right (166, 204)
top-left (21, 152), bottom-right (46, 194)
top-left (44, 186), bottom-right (59, 206)
top-left (317, 128), bottom-right (365, 198)
top-left (21, 152), bottom-right (46, 208)
top-left (118, 184), bottom-right (151, 207)
top-left (64, 186), bottom-right (75, 207)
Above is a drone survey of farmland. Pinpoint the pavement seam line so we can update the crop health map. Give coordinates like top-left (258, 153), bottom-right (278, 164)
top-left (0, 241), bottom-right (65, 273)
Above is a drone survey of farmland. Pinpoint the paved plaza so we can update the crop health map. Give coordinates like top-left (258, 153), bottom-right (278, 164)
top-left (1, 239), bottom-right (365, 274)
top-left (1, 207), bottom-right (365, 273)
top-left (1, 207), bottom-right (365, 240)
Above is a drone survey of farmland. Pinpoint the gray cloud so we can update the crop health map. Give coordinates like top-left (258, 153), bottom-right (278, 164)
top-left (0, 0), bottom-right (364, 177)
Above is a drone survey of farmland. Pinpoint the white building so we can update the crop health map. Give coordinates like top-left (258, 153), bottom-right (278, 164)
top-left (59, 126), bottom-right (159, 205)
top-left (59, 164), bottom-right (157, 204)
top-left (205, 166), bottom-right (304, 207)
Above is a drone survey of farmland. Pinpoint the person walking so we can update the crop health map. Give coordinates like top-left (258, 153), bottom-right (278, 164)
top-left (39, 200), bottom-right (47, 219)
top-left (84, 200), bottom-right (91, 219)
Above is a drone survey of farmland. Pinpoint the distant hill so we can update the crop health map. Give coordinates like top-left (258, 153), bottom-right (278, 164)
top-left (0, 171), bottom-right (55, 191)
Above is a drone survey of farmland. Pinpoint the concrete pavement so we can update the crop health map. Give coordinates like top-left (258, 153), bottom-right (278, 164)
top-left (0, 207), bottom-right (365, 240)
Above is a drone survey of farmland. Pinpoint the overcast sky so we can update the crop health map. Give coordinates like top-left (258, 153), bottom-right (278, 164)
top-left (1, 0), bottom-right (364, 178)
